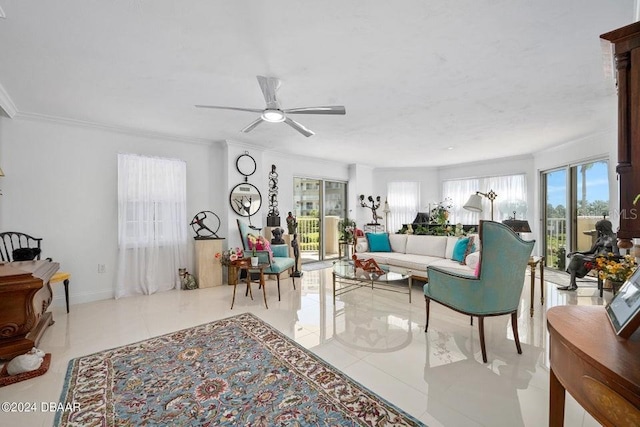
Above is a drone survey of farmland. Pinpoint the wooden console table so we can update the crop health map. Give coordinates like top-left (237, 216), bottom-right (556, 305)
top-left (547, 306), bottom-right (640, 426)
top-left (0, 260), bottom-right (59, 359)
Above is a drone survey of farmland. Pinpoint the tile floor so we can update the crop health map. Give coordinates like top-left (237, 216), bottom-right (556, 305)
top-left (0, 267), bottom-right (611, 427)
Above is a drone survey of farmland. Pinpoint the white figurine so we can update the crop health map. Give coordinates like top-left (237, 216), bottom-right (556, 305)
top-left (6, 347), bottom-right (45, 376)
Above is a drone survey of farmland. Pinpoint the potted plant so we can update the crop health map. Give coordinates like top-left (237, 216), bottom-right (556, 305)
top-left (251, 247), bottom-right (259, 267)
top-left (590, 253), bottom-right (637, 293)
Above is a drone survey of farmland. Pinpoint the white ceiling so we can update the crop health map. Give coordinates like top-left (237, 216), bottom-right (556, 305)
top-left (0, 1), bottom-right (636, 167)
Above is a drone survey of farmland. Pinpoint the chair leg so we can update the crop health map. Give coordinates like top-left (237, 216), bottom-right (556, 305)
top-left (64, 279), bottom-right (70, 313)
top-left (478, 317), bottom-right (487, 363)
top-left (277, 274), bottom-right (281, 301)
top-left (424, 297), bottom-right (430, 332)
top-left (511, 311), bottom-right (522, 355)
top-left (470, 316), bottom-right (473, 326)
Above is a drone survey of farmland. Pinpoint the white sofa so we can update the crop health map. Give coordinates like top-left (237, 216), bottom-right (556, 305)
top-left (354, 233), bottom-right (479, 280)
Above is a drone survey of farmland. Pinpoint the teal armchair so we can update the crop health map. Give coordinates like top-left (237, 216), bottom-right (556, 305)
top-left (237, 219), bottom-right (296, 300)
top-left (424, 221), bottom-right (534, 363)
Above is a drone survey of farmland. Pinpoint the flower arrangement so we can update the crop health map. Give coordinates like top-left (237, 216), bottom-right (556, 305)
top-left (247, 234), bottom-right (273, 260)
top-left (215, 247), bottom-right (244, 266)
top-left (430, 198), bottom-right (453, 225)
top-left (338, 218), bottom-right (357, 242)
top-left (590, 253), bottom-right (637, 283)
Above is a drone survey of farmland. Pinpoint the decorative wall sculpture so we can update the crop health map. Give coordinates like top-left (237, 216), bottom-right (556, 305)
top-left (267, 164), bottom-right (280, 226)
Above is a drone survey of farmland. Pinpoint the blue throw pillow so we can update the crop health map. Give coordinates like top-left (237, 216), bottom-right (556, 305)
top-left (452, 237), bottom-right (471, 262)
top-left (366, 233), bottom-right (391, 252)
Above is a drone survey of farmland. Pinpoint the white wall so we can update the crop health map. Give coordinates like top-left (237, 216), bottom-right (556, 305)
top-left (219, 142), bottom-right (352, 250)
top-left (373, 167), bottom-right (439, 228)
top-left (0, 115), bottom-right (221, 305)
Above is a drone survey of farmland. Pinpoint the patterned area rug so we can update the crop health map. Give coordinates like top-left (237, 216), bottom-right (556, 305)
top-left (56, 313), bottom-right (424, 426)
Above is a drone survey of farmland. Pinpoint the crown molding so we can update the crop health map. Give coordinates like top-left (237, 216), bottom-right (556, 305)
top-left (13, 111), bottom-right (216, 145)
top-left (0, 83), bottom-right (17, 118)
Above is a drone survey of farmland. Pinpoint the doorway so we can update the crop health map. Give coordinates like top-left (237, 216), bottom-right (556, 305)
top-left (542, 159), bottom-right (610, 270)
top-left (293, 177), bottom-right (347, 263)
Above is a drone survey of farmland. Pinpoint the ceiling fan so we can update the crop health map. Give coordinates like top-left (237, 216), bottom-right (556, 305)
top-left (196, 75), bottom-right (346, 137)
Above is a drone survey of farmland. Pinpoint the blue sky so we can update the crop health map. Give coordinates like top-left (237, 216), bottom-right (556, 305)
top-left (546, 161), bottom-right (609, 207)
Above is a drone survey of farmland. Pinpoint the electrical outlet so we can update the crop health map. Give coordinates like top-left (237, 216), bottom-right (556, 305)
top-left (98, 264), bottom-right (106, 274)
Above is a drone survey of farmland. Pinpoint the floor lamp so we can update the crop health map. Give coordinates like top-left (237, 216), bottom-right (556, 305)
top-left (383, 199), bottom-right (390, 231)
top-left (463, 190), bottom-right (498, 220)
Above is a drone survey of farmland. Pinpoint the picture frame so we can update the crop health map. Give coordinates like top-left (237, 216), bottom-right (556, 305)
top-left (605, 267), bottom-right (640, 338)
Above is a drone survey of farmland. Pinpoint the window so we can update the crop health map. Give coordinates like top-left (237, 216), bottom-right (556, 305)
top-left (118, 154), bottom-right (187, 246)
top-left (387, 182), bottom-right (420, 232)
top-left (443, 174), bottom-right (527, 224)
top-left (116, 153), bottom-right (188, 298)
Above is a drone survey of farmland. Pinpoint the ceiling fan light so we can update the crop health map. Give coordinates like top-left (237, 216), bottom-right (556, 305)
top-left (261, 109), bottom-right (285, 123)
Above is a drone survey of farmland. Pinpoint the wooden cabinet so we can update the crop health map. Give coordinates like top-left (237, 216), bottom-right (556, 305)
top-left (194, 238), bottom-right (224, 288)
top-left (0, 260), bottom-right (59, 360)
top-left (547, 306), bottom-right (640, 426)
top-left (601, 22), bottom-right (640, 249)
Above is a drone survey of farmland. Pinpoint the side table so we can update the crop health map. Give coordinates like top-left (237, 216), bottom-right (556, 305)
top-left (230, 259), bottom-right (269, 309)
top-left (528, 256), bottom-right (544, 317)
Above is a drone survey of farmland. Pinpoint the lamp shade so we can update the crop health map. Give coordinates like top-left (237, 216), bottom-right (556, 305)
top-left (463, 194), bottom-right (483, 212)
top-left (503, 219), bottom-right (531, 233)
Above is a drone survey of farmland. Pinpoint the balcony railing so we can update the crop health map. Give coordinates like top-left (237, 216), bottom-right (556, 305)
top-left (545, 216), bottom-right (602, 269)
top-left (298, 217), bottom-right (320, 251)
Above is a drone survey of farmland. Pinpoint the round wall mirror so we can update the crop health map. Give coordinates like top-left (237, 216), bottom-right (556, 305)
top-left (236, 152), bottom-right (257, 178)
top-left (230, 183), bottom-right (262, 217)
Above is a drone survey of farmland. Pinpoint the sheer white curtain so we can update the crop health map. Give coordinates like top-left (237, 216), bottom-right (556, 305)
top-left (485, 174), bottom-right (527, 222)
top-left (443, 174), bottom-right (527, 223)
top-left (116, 154), bottom-right (188, 298)
top-left (387, 182), bottom-right (419, 232)
top-left (443, 178), bottom-right (480, 224)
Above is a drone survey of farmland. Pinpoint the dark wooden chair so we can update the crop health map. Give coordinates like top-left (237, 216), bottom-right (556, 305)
top-left (0, 231), bottom-right (42, 262)
top-left (0, 231), bottom-right (71, 313)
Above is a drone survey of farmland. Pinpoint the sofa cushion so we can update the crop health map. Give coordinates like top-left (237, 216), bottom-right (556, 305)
top-left (366, 233), bottom-right (391, 252)
top-left (451, 237), bottom-right (470, 262)
top-left (405, 235), bottom-right (447, 257)
top-left (354, 252), bottom-right (390, 266)
top-left (383, 253), bottom-right (442, 271)
top-left (355, 237), bottom-right (368, 253)
top-left (467, 233), bottom-right (481, 252)
top-left (428, 258), bottom-right (476, 275)
top-left (465, 251), bottom-right (480, 270)
top-left (444, 236), bottom-right (459, 259)
top-left (389, 234), bottom-right (407, 253)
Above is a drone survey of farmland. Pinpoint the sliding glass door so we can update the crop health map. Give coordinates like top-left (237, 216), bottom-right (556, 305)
top-left (542, 169), bottom-right (568, 270)
top-left (293, 177), bottom-right (347, 263)
top-left (542, 159), bottom-right (609, 269)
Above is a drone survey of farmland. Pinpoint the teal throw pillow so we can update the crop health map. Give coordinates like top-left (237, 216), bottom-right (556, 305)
top-left (366, 232), bottom-right (391, 252)
top-left (451, 237), bottom-right (471, 262)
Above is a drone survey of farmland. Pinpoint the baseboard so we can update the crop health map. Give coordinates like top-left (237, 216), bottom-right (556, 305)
top-left (49, 289), bottom-right (114, 309)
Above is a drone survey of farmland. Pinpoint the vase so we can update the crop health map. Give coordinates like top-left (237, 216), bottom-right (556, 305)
top-left (251, 256), bottom-right (259, 267)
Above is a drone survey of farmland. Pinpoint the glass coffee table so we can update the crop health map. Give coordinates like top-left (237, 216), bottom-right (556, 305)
top-left (332, 260), bottom-right (413, 303)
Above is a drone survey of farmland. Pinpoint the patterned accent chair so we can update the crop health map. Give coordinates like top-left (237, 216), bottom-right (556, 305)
top-left (424, 220), bottom-right (534, 363)
top-left (236, 220), bottom-right (296, 300)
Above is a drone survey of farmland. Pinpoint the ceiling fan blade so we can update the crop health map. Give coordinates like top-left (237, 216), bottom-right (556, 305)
top-left (256, 75), bottom-right (281, 109)
top-left (241, 117), bottom-right (264, 133)
top-left (195, 105), bottom-right (263, 113)
top-left (284, 117), bottom-right (315, 137)
top-left (284, 106), bottom-right (346, 115)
